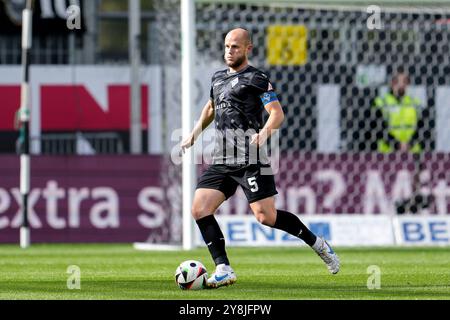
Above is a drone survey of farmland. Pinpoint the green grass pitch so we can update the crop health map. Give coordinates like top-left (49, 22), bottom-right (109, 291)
top-left (0, 244), bottom-right (449, 300)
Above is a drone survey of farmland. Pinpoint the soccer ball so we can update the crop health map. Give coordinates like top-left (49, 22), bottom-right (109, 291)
top-left (175, 260), bottom-right (208, 290)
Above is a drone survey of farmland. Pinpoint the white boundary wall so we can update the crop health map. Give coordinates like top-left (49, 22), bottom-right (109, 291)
top-left (195, 215), bottom-right (450, 247)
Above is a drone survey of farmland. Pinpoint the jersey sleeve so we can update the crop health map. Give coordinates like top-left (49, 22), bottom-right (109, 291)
top-left (250, 71), bottom-right (279, 106)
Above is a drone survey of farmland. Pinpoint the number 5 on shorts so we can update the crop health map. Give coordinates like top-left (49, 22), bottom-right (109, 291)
top-left (247, 177), bottom-right (259, 192)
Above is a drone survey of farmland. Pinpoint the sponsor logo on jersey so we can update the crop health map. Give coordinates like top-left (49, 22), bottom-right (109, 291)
top-left (215, 102), bottom-right (228, 110)
top-left (231, 77), bottom-right (239, 88)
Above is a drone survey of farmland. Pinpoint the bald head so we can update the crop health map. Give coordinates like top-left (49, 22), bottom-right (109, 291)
top-left (225, 28), bottom-right (252, 46)
top-left (224, 28), bottom-right (253, 71)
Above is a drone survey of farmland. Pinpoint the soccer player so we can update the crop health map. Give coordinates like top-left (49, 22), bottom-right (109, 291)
top-left (180, 28), bottom-right (340, 288)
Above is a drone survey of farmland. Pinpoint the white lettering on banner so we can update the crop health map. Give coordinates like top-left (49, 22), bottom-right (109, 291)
top-left (432, 180), bottom-right (450, 215)
top-left (137, 187), bottom-right (165, 228)
top-left (0, 188), bottom-right (11, 229)
top-left (90, 187), bottom-right (119, 228)
top-left (42, 181), bottom-right (66, 229)
top-left (214, 169), bottom-right (449, 216)
top-left (2, 180), bottom-right (450, 235)
top-left (68, 188), bottom-right (90, 227)
top-left (364, 170), bottom-right (392, 214)
top-left (0, 183), bottom-right (171, 230)
top-left (391, 170), bottom-right (413, 203)
top-left (231, 169), bottom-right (450, 216)
top-left (11, 188), bottom-right (43, 228)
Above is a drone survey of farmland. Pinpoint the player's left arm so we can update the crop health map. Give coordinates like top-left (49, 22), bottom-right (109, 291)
top-left (249, 72), bottom-right (285, 146)
top-left (250, 95), bottom-right (285, 146)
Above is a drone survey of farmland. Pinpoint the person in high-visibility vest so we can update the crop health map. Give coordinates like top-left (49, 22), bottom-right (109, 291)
top-left (373, 69), bottom-right (423, 153)
top-left (372, 69), bottom-right (431, 214)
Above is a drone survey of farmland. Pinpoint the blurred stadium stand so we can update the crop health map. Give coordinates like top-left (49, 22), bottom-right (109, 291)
top-left (1, 0), bottom-right (449, 155)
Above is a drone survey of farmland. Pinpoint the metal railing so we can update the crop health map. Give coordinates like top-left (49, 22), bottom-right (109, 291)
top-left (30, 132), bottom-right (124, 155)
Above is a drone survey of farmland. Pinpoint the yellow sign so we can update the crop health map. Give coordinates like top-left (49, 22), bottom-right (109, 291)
top-left (266, 25), bottom-right (308, 66)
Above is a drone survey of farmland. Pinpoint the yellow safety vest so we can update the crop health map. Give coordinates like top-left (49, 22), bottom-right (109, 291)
top-left (373, 93), bottom-right (422, 153)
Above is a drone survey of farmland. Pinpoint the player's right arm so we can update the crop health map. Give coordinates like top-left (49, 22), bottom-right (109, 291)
top-left (180, 99), bottom-right (215, 153)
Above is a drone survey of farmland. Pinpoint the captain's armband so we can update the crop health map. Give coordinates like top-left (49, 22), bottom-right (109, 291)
top-left (259, 91), bottom-right (278, 106)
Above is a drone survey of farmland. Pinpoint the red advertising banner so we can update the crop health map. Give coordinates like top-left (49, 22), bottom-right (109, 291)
top-left (0, 66), bottom-right (161, 133)
top-left (41, 85), bottom-right (149, 130)
top-left (0, 84), bottom-right (149, 131)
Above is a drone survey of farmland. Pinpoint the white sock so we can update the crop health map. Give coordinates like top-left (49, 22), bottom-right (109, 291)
top-left (216, 263), bottom-right (232, 272)
top-left (312, 237), bottom-right (324, 252)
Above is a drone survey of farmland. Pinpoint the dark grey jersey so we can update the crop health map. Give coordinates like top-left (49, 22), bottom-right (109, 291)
top-left (209, 65), bottom-right (278, 165)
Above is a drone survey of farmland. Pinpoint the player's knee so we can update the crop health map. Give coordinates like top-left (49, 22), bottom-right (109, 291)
top-left (191, 206), bottom-right (203, 220)
top-left (254, 211), bottom-right (276, 227)
top-left (191, 204), bottom-right (209, 220)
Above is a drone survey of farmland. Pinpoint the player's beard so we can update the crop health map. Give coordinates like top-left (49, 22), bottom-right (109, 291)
top-left (225, 54), bottom-right (246, 69)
